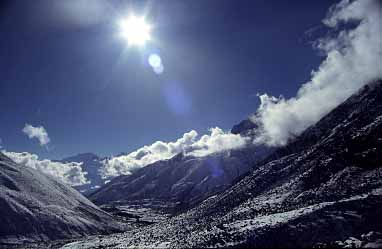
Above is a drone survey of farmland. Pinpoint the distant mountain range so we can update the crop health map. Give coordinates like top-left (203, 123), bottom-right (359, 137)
top-left (89, 144), bottom-right (271, 213)
top-left (87, 113), bottom-right (272, 212)
top-left (62, 80), bottom-right (382, 248)
top-left (60, 120), bottom-right (270, 211)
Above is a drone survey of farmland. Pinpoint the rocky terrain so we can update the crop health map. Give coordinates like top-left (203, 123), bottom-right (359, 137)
top-left (58, 80), bottom-right (382, 248)
top-left (0, 152), bottom-right (123, 247)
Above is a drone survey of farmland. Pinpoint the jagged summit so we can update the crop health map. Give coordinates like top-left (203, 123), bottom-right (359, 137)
top-left (231, 118), bottom-right (258, 136)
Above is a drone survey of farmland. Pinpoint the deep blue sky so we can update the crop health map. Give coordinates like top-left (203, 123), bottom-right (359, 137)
top-left (0, 0), bottom-right (337, 159)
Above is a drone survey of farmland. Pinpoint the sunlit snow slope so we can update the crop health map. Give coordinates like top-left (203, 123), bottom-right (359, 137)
top-left (0, 152), bottom-right (122, 244)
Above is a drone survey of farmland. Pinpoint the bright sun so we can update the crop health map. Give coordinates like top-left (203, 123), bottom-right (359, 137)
top-left (119, 15), bottom-right (151, 46)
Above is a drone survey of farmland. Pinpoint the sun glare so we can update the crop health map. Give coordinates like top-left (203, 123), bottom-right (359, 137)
top-left (119, 15), bottom-right (151, 46)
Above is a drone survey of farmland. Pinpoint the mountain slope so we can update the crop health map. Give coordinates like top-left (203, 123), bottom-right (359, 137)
top-left (89, 145), bottom-right (271, 213)
top-left (62, 80), bottom-right (382, 248)
top-left (0, 152), bottom-right (122, 245)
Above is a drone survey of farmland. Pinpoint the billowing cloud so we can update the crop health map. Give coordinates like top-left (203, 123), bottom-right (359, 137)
top-left (252, 0), bottom-right (382, 146)
top-left (2, 151), bottom-right (88, 186)
top-left (22, 124), bottom-right (50, 146)
top-left (186, 128), bottom-right (250, 157)
top-left (101, 127), bottom-right (249, 178)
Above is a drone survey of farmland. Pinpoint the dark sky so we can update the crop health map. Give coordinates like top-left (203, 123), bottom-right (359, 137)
top-left (0, 0), bottom-right (338, 159)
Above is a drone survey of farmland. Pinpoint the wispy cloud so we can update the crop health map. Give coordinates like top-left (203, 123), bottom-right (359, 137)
top-left (26, 0), bottom-right (113, 29)
top-left (3, 150), bottom-right (88, 186)
top-left (22, 124), bottom-right (51, 146)
top-left (101, 127), bottom-right (249, 178)
top-left (252, 0), bottom-right (382, 146)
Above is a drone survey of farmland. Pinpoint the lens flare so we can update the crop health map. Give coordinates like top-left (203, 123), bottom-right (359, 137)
top-left (148, 53), bottom-right (164, 74)
top-left (148, 54), bottom-right (162, 68)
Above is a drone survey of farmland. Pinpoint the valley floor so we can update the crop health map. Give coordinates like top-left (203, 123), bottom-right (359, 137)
top-left (5, 187), bottom-right (382, 249)
top-left (0, 204), bottom-right (172, 249)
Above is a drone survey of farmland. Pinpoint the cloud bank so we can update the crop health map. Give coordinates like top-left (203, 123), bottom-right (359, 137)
top-left (252, 0), bottom-right (382, 146)
top-left (22, 124), bottom-right (50, 146)
top-left (101, 127), bottom-right (249, 178)
top-left (3, 151), bottom-right (88, 186)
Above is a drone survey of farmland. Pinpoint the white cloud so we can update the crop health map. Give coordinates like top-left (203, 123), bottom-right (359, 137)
top-left (22, 124), bottom-right (50, 146)
top-left (2, 151), bottom-right (88, 186)
top-left (186, 128), bottom-right (250, 157)
top-left (101, 127), bottom-right (249, 178)
top-left (252, 0), bottom-right (382, 146)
